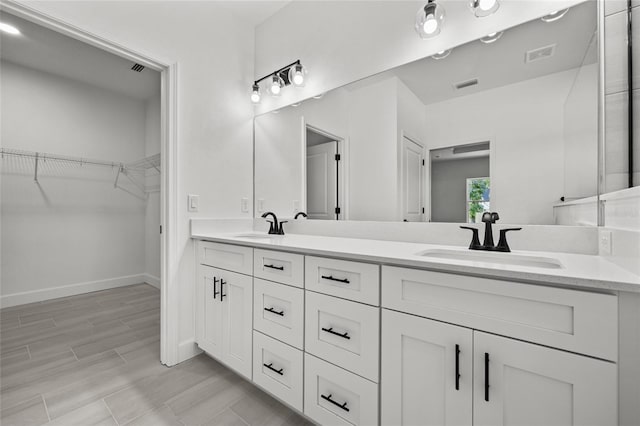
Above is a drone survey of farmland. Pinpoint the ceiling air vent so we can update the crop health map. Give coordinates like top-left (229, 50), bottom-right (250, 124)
top-left (454, 78), bottom-right (479, 90)
top-left (525, 44), bottom-right (556, 63)
top-left (452, 141), bottom-right (490, 154)
top-left (131, 63), bottom-right (145, 72)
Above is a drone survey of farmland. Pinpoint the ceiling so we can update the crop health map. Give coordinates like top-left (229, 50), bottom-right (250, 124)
top-left (347, 1), bottom-right (597, 105)
top-left (0, 13), bottom-right (161, 101)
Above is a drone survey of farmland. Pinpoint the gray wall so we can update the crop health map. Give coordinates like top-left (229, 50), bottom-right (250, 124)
top-left (431, 156), bottom-right (490, 223)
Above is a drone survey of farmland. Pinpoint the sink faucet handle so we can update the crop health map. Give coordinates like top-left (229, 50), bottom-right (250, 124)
top-left (277, 221), bottom-right (288, 235)
top-left (266, 220), bottom-right (276, 234)
top-left (482, 212), bottom-right (499, 223)
top-left (496, 227), bottom-right (522, 252)
top-left (460, 226), bottom-right (481, 249)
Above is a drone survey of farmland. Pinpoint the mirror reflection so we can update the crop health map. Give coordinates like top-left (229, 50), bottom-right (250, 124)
top-left (254, 1), bottom-right (597, 225)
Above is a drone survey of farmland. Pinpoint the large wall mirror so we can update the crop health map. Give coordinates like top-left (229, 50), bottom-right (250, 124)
top-left (254, 1), bottom-right (599, 225)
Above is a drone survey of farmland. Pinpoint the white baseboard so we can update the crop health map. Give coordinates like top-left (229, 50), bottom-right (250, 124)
top-left (143, 274), bottom-right (161, 289)
top-left (0, 274), bottom-right (147, 309)
top-left (178, 339), bottom-right (202, 364)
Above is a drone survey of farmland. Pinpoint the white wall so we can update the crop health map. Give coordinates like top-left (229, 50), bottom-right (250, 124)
top-left (19, 0), bottom-right (256, 362)
top-left (145, 94), bottom-right (161, 284)
top-left (1, 60), bottom-right (146, 303)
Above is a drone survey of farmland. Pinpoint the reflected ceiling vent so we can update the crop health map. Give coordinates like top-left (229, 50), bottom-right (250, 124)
top-left (131, 63), bottom-right (145, 72)
top-left (454, 78), bottom-right (479, 90)
top-left (452, 141), bottom-right (490, 154)
top-left (525, 44), bottom-right (556, 63)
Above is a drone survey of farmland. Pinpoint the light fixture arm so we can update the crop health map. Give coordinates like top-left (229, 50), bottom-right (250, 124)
top-left (253, 59), bottom-right (301, 86)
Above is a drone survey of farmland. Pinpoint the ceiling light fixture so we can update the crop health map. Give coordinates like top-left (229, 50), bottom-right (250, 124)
top-left (480, 31), bottom-right (503, 44)
top-left (415, 0), bottom-right (445, 39)
top-left (0, 22), bottom-right (20, 35)
top-left (249, 59), bottom-right (307, 103)
top-left (469, 0), bottom-right (500, 17)
top-left (541, 9), bottom-right (569, 23)
top-left (432, 49), bottom-right (452, 60)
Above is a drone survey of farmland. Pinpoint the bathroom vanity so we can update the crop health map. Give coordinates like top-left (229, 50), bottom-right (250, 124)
top-left (191, 229), bottom-right (639, 426)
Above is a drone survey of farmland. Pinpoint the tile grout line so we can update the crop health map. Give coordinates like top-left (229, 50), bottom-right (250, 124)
top-left (26, 344), bottom-right (32, 360)
top-left (102, 398), bottom-right (121, 426)
top-left (69, 347), bottom-right (79, 361)
top-left (114, 349), bottom-right (128, 364)
top-left (41, 394), bottom-right (52, 423)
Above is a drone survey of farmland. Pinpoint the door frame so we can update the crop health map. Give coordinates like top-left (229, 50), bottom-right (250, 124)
top-left (1, 1), bottom-right (180, 366)
top-left (398, 131), bottom-right (426, 222)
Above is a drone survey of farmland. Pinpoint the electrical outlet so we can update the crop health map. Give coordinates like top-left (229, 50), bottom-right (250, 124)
top-left (599, 230), bottom-right (612, 256)
top-left (241, 198), bottom-right (249, 213)
top-left (257, 199), bottom-right (265, 213)
top-left (188, 194), bottom-right (199, 212)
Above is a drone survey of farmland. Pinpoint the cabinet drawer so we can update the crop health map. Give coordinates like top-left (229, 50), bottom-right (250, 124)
top-left (253, 331), bottom-right (303, 412)
top-left (304, 353), bottom-right (378, 426)
top-left (198, 241), bottom-right (253, 275)
top-left (254, 249), bottom-right (304, 288)
top-left (305, 291), bottom-right (380, 381)
top-left (305, 256), bottom-right (380, 305)
top-left (382, 266), bottom-right (618, 361)
top-left (253, 278), bottom-right (304, 349)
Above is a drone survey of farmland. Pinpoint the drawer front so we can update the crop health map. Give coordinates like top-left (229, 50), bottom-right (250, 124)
top-left (253, 331), bottom-right (303, 412)
top-left (382, 266), bottom-right (618, 361)
top-left (253, 278), bottom-right (304, 349)
top-left (305, 256), bottom-right (380, 305)
top-left (254, 249), bottom-right (304, 288)
top-left (304, 353), bottom-right (378, 426)
top-left (198, 241), bottom-right (253, 275)
top-left (305, 291), bottom-right (380, 381)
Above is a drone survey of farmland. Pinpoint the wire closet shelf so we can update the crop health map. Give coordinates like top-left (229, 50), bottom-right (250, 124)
top-left (1, 147), bottom-right (160, 200)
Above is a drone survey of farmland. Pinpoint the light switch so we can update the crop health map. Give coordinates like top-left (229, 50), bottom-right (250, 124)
top-left (188, 194), bottom-right (199, 212)
top-left (257, 199), bottom-right (265, 213)
top-left (293, 200), bottom-right (300, 213)
top-left (241, 198), bottom-right (249, 213)
top-left (600, 230), bottom-right (612, 255)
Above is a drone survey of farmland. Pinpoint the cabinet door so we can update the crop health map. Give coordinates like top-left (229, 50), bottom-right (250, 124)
top-left (381, 309), bottom-right (473, 426)
top-left (220, 268), bottom-right (253, 379)
top-left (196, 264), bottom-right (223, 358)
top-left (473, 332), bottom-right (617, 426)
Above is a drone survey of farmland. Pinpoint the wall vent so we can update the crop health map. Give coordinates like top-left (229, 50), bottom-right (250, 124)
top-left (131, 63), bottom-right (145, 72)
top-left (454, 78), bottom-right (478, 90)
top-left (525, 44), bottom-right (556, 63)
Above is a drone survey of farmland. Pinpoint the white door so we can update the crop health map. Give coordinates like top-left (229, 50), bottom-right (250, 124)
top-left (381, 309), bottom-right (473, 426)
top-left (220, 269), bottom-right (253, 379)
top-left (401, 136), bottom-right (424, 222)
top-left (307, 141), bottom-right (338, 220)
top-left (196, 265), bottom-right (223, 358)
top-left (473, 331), bottom-right (617, 426)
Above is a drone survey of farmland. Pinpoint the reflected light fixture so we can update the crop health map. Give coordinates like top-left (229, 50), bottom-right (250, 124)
top-left (541, 9), bottom-right (569, 23)
top-left (432, 49), bottom-right (452, 60)
top-left (469, 0), bottom-right (500, 17)
top-left (0, 22), bottom-right (20, 35)
top-left (480, 31), bottom-right (503, 44)
top-left (415, 0), bottom-right (445, 39)
top-left (249, 59), bottom-right (307, 103)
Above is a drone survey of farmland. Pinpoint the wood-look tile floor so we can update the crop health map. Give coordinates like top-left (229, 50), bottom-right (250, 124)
top-left (0, 284), bottom-right (311, 426)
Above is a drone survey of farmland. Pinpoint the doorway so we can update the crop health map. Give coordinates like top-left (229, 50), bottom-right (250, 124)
top-left (400, 135), bottom-right (426, 222)
top-left (305, 125), bottom-right (344, 220)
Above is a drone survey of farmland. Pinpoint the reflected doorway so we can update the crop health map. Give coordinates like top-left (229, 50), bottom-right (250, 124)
top-left (305, 126), bottom-right (343, 220)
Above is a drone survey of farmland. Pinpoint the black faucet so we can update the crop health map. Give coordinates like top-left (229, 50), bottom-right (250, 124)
top-left (261, 212), bottom-right (287, 235)
top-left (460, 212), bottom-right (521, 252)
top-left (294, 212), bottom-right (307, 219)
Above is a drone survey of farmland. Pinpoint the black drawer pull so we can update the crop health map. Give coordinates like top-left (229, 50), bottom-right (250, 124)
top-left (264, 264), bottom-right (284, 271)
top-left (212, 277), bottom-right (220, 299)
top-left (321, 394), bottom-right (350, 412)
top-left (321, 327), bottom-right (350, 340)
top-left (455, 344), bottom-right (461, 391)
top-left (264, 307), bottom-right (284, 317)
top-left (220, 279), bottom-right (226, 302)
top-left (321, 275), bottom-right (350, 284)
top-left (484, 352), bottom-right (490, 402)
top-left (263, 363), bottom-right (284, 376)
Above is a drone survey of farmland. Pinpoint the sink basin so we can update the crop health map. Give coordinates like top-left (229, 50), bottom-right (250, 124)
top-left (234, 233), bottom-right (282, 240)
top-left (416, 248), bottom-right (563, 269)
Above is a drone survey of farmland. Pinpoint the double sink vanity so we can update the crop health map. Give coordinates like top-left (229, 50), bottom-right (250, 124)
top-left (191, 223), bottom-right (639, 426)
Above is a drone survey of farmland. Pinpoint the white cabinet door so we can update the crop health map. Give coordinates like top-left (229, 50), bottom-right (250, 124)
top-left (473, 332), bottom-right (617, 426)
top-left (381, 309), bottom-right (473, 426)
top-left (196, 264), bottom-right (223, 358)
top-left (220, 269), bottom-right (253, 379)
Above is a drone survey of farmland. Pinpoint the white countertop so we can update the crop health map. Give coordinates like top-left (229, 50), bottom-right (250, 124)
top-left (191, 231), bottom-right (640, 293)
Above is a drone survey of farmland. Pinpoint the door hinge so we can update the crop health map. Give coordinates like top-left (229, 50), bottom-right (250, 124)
top-left (335, 154), bottom-right (341, 161)
top-left (160, 225), bottom-right (163, 234)
top-left (335, 207), bottom-right (341, 214)
top-left (422, 159), bottom-right (425, 166)
top-left (422, 207), bottom-right (425, 214)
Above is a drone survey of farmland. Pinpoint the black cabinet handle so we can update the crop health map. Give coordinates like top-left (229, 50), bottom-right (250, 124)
top-left (484, 352), bottom-right (490, 402)
top-left (263, 362), bottom-right (283, 376)
top-left (321, 394), bottom-right (350, 412)
top-left (264, 307), bottom-right (284, 317)
top-left (455, 344), bottom-right (461, 391)
top-left (212, 277), bottom-right (220, 299)
top-left (220, 279), bottom-right (226, 302)
top-left (321, 275), bottom-right (350, 284)
top-left (264, 264), bottom-right (284, 271)
top-left (321, 327), bottom-right (350, 340)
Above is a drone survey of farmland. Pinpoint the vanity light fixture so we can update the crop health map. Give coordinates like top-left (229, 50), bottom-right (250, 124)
top-left (469, 0), bottom-right (500, 17)
top-left (541, 9), bottom-right (569, 23)
top-left (432, 49), bottom-right (452, 60)
top-left (249, 59), bottom-right (307, 103)
top-left (480, 31), bottom-right (503, 44)
top-left (415, 0), bottom-right (445, 39)
top-left (0, 22), bottom-right (20, 35)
